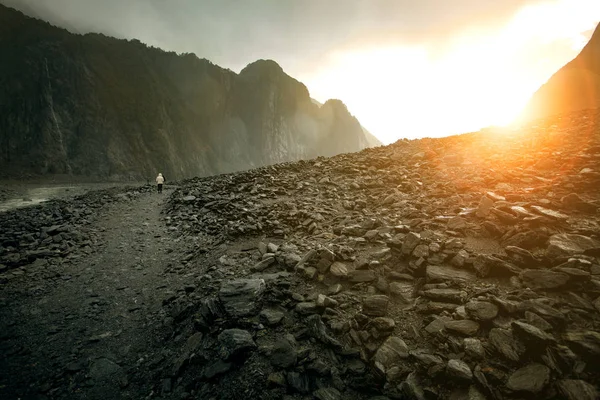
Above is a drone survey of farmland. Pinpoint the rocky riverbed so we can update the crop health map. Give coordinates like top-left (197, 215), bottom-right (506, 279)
top-left (1, 109), bottom-right (600, 399)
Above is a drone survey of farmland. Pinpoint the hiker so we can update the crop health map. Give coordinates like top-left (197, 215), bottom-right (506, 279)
top-left (156, 173), bottom-right (165, 193)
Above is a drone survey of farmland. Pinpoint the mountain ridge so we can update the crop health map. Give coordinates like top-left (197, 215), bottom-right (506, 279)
top-left (0, 4), bottom-right (380, 180)
top-left (522, 22), bottom-right (600, 121)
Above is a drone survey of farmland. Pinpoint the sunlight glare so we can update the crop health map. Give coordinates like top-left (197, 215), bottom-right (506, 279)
top-left (302, 0), bottom-right (600, 144)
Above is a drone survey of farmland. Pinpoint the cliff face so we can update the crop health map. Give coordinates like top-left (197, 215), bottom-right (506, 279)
top-left (0, 5), bottom-right (379, 180)
top-left (523, 23), bottom-right (600, 121)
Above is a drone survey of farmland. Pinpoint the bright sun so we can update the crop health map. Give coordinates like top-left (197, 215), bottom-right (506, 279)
top-left (301, 0), bottom-right (600, 144)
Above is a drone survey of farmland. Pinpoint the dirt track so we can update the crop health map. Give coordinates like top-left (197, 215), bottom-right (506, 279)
top-left (0, 187), bottom-right (191, 399)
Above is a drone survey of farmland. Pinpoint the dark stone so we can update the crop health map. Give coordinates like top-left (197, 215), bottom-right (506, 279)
top-left (203, 360), bottom-right (232, 379)
top-left (270, 338), bottom-right (297, 368)
top-left (520, 269), bottom-right (569, 290)
top-left (556, 379), bottom-right (599, 400)
top-left (362, 295), bottom-right (389, 317)
top-left (219, 279), bottom-right (266, 318)
top-left (488, 328), bottom-right (525, 362)
top-left (465, 301), bottom-right (498, 321)
top-left (506, 363), bottom-right (550, 393)
top-left (217, 329), bottom-right (256, 359)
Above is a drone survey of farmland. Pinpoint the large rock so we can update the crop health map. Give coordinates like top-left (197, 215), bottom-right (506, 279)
top-left (489, 328), bottom-right (525, 362)
top-left (373, 336), bottom-right (409, 373)
top-left (473, 254), bottom-right (520, 277)
top-left (446, 359), bottom-right (472, 381)
top-left (445, 320), bottom-right (480, 336)
top-left (362, 295), bottom-right (390, 317)
top-left (563, 330), bottom-right (600, 358)
top-left (219, 279), bottom-right (266, 318)
top-left (465, 301), bottom-right (498, 321)
top-left (402, 232), bottom-right (421, 255)
top-left (545, 234), bottom-right (599, 260)
top-left (422, 288), bottom-right (467, 303)
top-left (426, 265), bottom-right (476, 283)
top-left (389, 281), bottom-right (414, 303)
top-left (270, 338), bottom-right (297, 368)
top-left (348, 269), bottom-right (376, 282)
top-left (506, 363), bottom-right (550, 393)
top-left (520, 269), bottom-right (570, 290)
top-left (556, 379), bottom-right (599, 400)
top-left (218, 329), bottom-right (256, 359)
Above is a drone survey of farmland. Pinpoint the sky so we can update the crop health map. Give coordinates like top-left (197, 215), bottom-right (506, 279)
top-left (3, 0), bottom-right (600, 144)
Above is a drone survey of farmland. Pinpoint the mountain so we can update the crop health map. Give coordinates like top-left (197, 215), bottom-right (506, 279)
top-left (522, 22), bottom-right (600, 121)
top-left (0, 5), bottom-right (380, 180)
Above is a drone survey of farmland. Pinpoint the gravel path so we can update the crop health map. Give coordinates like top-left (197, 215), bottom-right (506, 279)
top-left (0, 188), bottom-right (188, 399)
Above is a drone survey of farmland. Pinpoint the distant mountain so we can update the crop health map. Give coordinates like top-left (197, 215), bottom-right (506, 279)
top-left (0, 5), bottom-right (377, 180)
top-left (522, 22), bottom-right (600, 121)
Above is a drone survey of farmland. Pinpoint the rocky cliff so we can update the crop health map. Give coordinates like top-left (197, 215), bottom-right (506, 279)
top-left (0, 5), bottom-right (379, 180)
top-left (523, 22), bottom-right (600, 121)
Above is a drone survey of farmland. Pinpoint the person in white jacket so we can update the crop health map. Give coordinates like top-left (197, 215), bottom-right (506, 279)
top-left (156, 173), bottom-right (165, 193)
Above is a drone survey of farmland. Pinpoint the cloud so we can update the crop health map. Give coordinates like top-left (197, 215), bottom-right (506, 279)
top-left (1, 0), bottom-right (543, 74)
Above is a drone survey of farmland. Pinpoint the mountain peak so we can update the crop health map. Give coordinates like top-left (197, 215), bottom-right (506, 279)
top-left (521, 21), bottom-right (600, 121)
top-left (239, 59), bottom-right (283, 75)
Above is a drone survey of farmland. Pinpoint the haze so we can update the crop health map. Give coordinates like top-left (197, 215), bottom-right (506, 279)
top-left (4, 0), bottom-right (600, 143)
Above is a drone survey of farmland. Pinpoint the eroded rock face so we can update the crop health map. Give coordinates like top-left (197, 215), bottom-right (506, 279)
top-left (0, 6), bottom-right (379, 180)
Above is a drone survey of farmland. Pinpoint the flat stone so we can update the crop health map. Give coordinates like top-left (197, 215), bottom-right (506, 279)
top-left (349, 269), bottom-right (376, 283)
top-left (463, 338), bottom-right (485, 359)
top-left (400, 372), bottom-right (426, 400)
top-left (89, 358), bottom-right (128, 388)
top-left (506, 363), bottom-right (550, 393)
top-left (546, 234), bottom-right (599, 260)
top-left (372, 317), bottom-right (396, 332)
top-left (488, 328), bottom-right (524, 362)
top-left (451, 250), bottom-right (470, 267)
top-left (412, 244), bottom-right (429, 258)
top-left (511, 321), bottom-right (555, 346)
top-left (594, 297), bottom-right (600, 313)
top-left (218, 329), bottom-right (256, 359)
top-left (313, 387), bottom-right (342, 400)
top-left (556, 379), bottom-right (599, 400)
top-left (389, 281), bottom-right (414, 302)
top-left (402, 232), bottom-right (421, 255)
top-left (524, 311), bottom-right (552, 331)
top-left (410, 349), bottom-right (443, 366)
top-left (444, 320), bottom-right (480, 336)
top-left (426, 265), bottom-right (476, 283)
top-left (448, 217), bottom-right (468, 230)
top-left (270, 338), bottom-right (297, 368)
top-left (251, 257), bottom-right (275, 271)
top-left (219, 279), bottom-right (265, 318)
top-left (362, 295), bottom-right (389, 317)
top-left (520, 269), bottom-right (569, 290)
top-left (329, 261), bottom-right (348, 278)
top-left (422, 288), bottom-right (466, 304)
top-left (260, 308), bottom-right (285, 326)
top-left (203, 360), bottom-right (232, 379)
top-left (473, 254), bottom-right (520, 277)
top-left (476, 195), bottom-right (495, 218)
top-left (287, 371), bottom-right (310, 394)
top-left (446, 359), bottom-right (472, 381)
top-left (295, 302), bottom-right (318, 315)
top-left (425, 316), bottom-right (452, 335)
top-left (373, 336), bottom-right (409, 373)
top-left (563, 330), bottom-right (600, 357)
top-left (465, 301), bottom-right (498, 321)
top-left (518, 299), bottom-right (566, 326)
top-left (530, 205), bottom-right (569, 221)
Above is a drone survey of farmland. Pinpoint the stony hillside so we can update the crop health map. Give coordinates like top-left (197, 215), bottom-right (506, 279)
top-left (0, 5), bottom-right (379, 181)
top-left (523, 22), bottom-right (600, 121)
top-left (1, 109), bottom-right (598, 399)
